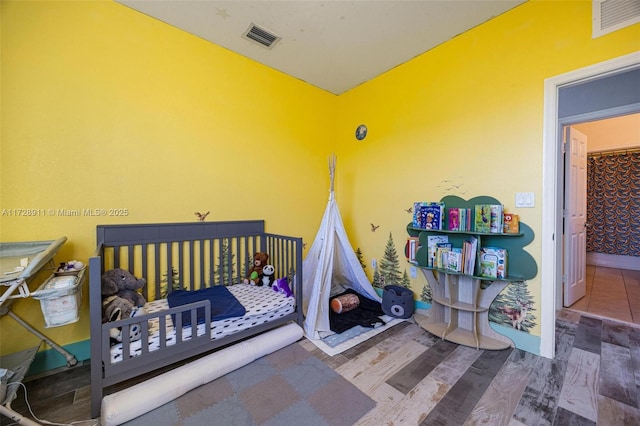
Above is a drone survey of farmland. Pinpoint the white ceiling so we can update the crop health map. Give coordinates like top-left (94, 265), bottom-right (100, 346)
top-left (117, 0), bottom-right (526, 95)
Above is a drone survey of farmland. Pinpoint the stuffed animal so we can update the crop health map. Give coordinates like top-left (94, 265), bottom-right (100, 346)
top-left (259, 264), bottom-right (275, 287)
top-left (243, 252), bottom-right (269, 285)
top-left (273, 277), bottom-right (293, 297)
top-left (102, 268), bottom-right (147, 307)
top-left (102, 295), bottom-right (146, 343)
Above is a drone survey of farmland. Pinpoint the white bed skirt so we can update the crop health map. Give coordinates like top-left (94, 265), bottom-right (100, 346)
top-left (100, 322), bottom-right (304, 426)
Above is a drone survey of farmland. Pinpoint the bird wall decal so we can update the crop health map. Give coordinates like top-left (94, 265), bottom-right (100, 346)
top-left (195, 211), bottom-right (210, 221)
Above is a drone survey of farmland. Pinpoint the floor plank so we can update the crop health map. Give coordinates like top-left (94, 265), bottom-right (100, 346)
top-left (336, 340), bottom-right (427, 395)
top-left (597, 394), bottom-right (640, 426)
top-left (574, 316), bottom-right (603, 355)
top-left (511, 356), bottom-right (567, 426)
top-left (464, 359), bottom-right (533, 426)
top-left (558, 348), bottom-right (600, 422)
top-left (419, 348), bottom-right (512, 425)
top-left (599, 341), bottom-right (638, 408)
top-left (385, 339), bottom-right (457, 394)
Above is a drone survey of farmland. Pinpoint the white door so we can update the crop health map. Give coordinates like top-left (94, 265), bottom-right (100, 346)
top-left (563, 126), bottom-right (588, 307)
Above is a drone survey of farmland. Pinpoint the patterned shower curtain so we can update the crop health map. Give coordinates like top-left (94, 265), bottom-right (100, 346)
top-left (586, 150), bottom-right (640, 256)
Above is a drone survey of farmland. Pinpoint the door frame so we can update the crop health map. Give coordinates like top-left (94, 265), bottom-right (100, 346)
top-left (541, 51), bottom-right (640, 359)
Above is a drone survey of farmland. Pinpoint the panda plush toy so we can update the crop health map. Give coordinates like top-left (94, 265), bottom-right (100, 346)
top-left (259, 264), bottom-right (275, 287)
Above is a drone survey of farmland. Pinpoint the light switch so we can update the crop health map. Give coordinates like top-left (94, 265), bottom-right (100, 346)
top-left (410, 266), bottom-right (417, 278)
top-left (515, 192), bottom-right (535, 208)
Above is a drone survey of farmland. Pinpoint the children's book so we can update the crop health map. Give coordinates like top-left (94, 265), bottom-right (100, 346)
top-left (447, 249), bottom-right (463, 272)
top-left (427, 235), bottom-right (448, 268)
top-left (474, 205), bottom-right (491, 233)
top-left (490, 205), bottom-right (504, 233)
top-left (463, 236), bottom-right (478, 275)
top-left (412, 202), bottom-right (428, 228)
top-left (479, 247), bottom-right (508, 279)
top-left (413, 202), bottom-right (444, 229)
top-left (406, 237), bottom-right (420, 262)
top-left (436, 242), bottom-right (452, 269)
top-left (503, 213), bottom-right (520, 234)
top-left (447, 208), bottom-right (460, 231)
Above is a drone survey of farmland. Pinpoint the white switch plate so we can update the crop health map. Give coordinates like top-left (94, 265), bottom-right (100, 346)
top-left (372, 258), bottom-right (377, 268)
top-left (410, 266), bottom-right (417, 278)
top-left (515, 192), bottom-right (535, 208)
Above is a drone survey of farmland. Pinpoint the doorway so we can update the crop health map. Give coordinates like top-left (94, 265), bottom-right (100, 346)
top-left (563, 114), bottom-right (640, 325)
top-left (541, 51), bottom-right (640, 359)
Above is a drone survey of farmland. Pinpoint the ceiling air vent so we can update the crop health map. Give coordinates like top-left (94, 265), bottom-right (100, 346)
top-left (243, 23), bottom-right (281, 49)
top-left (593, 0), bottom-right (640, 38)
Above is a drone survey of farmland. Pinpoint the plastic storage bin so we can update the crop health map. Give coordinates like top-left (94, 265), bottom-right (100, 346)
top-left (381, 285), bottom-right (415, 319)
top-left (32, 270), bottom-right (84, 327)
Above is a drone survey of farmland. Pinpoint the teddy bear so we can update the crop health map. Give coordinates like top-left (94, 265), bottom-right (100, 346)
top-left (101, 268), bottom-right (147, 308)
top-left (243, 252), bottom-right (269, 285)
top-left (259, 264), bottom-right (275, 287)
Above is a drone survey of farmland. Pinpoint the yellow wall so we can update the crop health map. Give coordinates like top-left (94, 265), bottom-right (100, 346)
top-left (1, 0), bottom-right (638, 357)
top-left (334, 0), bottom-right (638, 338)
top-left (0, 0), bottom-right (334, 354)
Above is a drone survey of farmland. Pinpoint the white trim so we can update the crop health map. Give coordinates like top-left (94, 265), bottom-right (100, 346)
top-left (541, 51), bottom-right (640, 359)
top-left (587, 253), bottom-right (640, 271)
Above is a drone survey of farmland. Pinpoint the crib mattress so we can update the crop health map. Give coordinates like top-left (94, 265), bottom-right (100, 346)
top-left (109, 284), bottom-right (294, 363)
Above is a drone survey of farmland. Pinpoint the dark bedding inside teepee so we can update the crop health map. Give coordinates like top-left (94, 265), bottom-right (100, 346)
top-left (329, 288), bottom-right (386, 334)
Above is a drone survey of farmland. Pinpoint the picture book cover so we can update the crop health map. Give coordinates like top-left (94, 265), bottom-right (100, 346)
top-left (447, 208), bottom-right (460, 231)
top-left (406, 237), bottom-right (420, 262)
top-left (479, 247), bottom-right (508, 279)
top-left (490, 204), bottom-right (504, 233)
top-left (503, 213), bottom-right (520, 234)
top-left (474, 204), bottom-right (491, 233)
top-left (413, 202), bottom-right (444, 229)
top-left (427, 235), bottom-right (449, 268)
top-left (447, 249), bottom-right (463, 272)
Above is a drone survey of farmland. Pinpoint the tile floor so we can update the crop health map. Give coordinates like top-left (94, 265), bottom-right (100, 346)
top-left (568, 266), bottom-right (640, 325)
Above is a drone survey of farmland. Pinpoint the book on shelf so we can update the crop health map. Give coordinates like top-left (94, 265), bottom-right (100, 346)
top-left (475, 204), bottom-right (504, 233)
top-left (427, 235), bottom-right (448, 268)
top-left (474, 204), bottom-right (491, 233)
top-left (447, 249), bottom-right (463, 273)
top-left (435, 243), bottom-right (452, 269)
top-left (413, 201), bottom-right (444, 230)
top-left (462, 236), bottom-right (478, 275)
top-left (406, 237), bottom-right (420, 262)
top-left (489, 204), bottom-right (504, 233)
top-left (447, 208), bottom-right (460, 231)
top-left (479, 247), bottom-right (508, 279)
top-left (503, 212), bottom-right (520, 234)
top-left (446, 207), bottom-right (474, 232)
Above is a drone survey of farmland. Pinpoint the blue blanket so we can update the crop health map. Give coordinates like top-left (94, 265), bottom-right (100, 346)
top-left (167, 286), bottom-right (246, 327)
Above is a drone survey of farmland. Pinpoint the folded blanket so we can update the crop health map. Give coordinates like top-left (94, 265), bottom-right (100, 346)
top-left (167, 285), bottom-right (246, 326)
top-left (329, 288), bottom-right (386, 334)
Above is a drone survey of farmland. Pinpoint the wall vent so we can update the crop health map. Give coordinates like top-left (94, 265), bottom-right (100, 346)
top-left (243, 23), bottom-right (281, 49)
top-left (593, 0), bottom-right (640, 38)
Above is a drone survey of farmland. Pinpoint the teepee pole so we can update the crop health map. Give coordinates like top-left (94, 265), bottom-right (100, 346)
top-left (328, 153), bottom-right (336, 194)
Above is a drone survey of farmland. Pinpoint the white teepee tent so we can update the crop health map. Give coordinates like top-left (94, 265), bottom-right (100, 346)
top-left (302, 155), bottom-right (381, 340)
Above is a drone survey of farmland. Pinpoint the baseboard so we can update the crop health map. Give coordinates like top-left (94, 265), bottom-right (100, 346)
top-left (27, 339), bottom-right (91, 377)
top-left (587, 253), bottom-right (640, 271)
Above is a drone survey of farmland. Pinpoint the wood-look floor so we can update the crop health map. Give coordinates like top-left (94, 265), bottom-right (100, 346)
top-left (568, 266), bottom-right (640, 325)
top-left (3, 308), bottom-right (639, 426)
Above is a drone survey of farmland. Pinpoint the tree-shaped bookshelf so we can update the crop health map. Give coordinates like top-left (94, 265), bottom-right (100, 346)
top-left (407, 195), bottom-right (537, 350)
